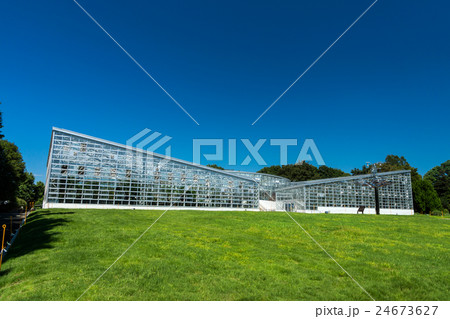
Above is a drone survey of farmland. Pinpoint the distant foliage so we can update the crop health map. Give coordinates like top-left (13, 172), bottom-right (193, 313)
top-left (351, 165), bottom-right (371, 176)
top-left (424, 160), bottom-right (450, 211)
top-left (258, 162), bottom-right (349, 182)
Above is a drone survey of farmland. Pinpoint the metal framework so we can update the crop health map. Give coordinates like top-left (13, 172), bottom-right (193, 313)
top-left (226, 171), bottom-right (291, 200)
top-left (43, 128), bottom-right (259, 210)
top-left (275, 171), bottom-right (414, 215)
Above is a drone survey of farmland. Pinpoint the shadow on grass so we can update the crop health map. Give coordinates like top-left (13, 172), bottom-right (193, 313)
top-left (0, 268), bottom-right (11, 277)
top-left (3, 210), bottom-right (73, 262)
top-left (32, 211), bottom-right (75, 218)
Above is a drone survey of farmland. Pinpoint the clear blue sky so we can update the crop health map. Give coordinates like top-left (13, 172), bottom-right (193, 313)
top-left (1, 0), bottom-right (449, 181)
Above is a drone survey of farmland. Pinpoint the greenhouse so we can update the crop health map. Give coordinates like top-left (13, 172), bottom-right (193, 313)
top-left (43, 128), bottom-right (259, 210)
top-left (274, 171), bottom-right (414, 215)
top-left (43, 128), bottom-right (414, 215)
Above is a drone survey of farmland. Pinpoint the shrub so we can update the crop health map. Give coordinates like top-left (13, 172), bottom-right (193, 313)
top-left (16, 197), bottom-right (27, 209)
top-left (431, 209), bottom-right (449, 216)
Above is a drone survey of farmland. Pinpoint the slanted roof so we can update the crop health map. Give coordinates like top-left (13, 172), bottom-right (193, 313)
top-left (49, 127), bottom-right (257, 184)
top-left (276, 170), bottom-right (411, 191)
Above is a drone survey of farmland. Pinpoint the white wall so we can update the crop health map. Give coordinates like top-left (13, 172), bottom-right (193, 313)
top-left (259, 200), bottom-right (280, 211)
top-left (43, 202), bottom-right (413, 215)
top-left (314, 206), bottom-right (413, 215)
top-left (43, 202), bottom-right (259, 212)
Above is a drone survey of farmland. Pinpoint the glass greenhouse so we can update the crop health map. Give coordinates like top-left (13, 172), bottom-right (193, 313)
top-left (43, 128), bottom-right (414, 215)
top-left (43, 128), bottom-right (259, 210)
top-left (274, 171), bottom-right (414, 215)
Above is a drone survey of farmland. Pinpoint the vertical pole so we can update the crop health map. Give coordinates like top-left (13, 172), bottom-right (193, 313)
top-left (0, 224), bottom-right (6, 271)
top-left (374, 187), bottom-right (380, 215)
top-left (10, 216), bottom-right (12, 238)
top-left (24, 203), bottom-right (28, 225)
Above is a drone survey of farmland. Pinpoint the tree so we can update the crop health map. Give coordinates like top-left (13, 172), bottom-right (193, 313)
top-left (424, 160), bottom-right (450, 211)
top-left (34, 181), bottom-right (46, 203)
top-left (381, 155), bottom-right (420, 181)
top-left (259, 163), bottom-right (316, 181)
top-left (0, 139), bottom-right (26, 210)
top-left (412, 179), bottom-right (442, 213)
top-left (258, 162), bottom-right (348, 182)
top-left (317, 166), bottom-right (350, 179)
top-left (257, 165), bottom-right (282, 177)
top-left (0, 111), bottom-right (44, 209)
top-left (351, 165), bottom-right (371, 176)
top-left (17, 172), bottom-right (36, 202)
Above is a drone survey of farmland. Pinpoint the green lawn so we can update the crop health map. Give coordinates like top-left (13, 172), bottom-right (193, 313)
top-left (0, 209), bottom-right (448, 301)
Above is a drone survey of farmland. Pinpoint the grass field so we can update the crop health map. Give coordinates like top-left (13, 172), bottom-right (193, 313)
top-left (0, 209), bottom-right (448, 301)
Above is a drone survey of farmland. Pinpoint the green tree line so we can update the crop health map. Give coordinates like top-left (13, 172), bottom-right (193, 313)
top-left (258, 162), bottom-right (349, 181)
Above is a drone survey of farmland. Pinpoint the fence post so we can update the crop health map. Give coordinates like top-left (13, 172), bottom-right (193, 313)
top-left (24, 204), bottom-right (28, 225)
top-left (0, 224), bottom-right (6, 271)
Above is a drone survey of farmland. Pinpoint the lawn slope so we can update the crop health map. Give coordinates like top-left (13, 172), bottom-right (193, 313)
top-left (0, 209), bottom-right (448, 300)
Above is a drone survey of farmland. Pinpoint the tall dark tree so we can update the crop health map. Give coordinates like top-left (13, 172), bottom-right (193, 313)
top-left (0, 110), bottom-right (47, 209)
top-left (0, 139), bottom-right (26, 210)
top-left (412, 179), bottom-right (442, 213)
top-left (424, 160), bottom-right (450, 211)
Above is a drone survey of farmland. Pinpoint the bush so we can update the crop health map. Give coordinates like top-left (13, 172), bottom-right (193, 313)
top-left (16, 197), bottom-right (27, 210)
top-left (34, 198), bottom-right (43, 209)
top-left (431, 209), bottom-right (449, 216)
